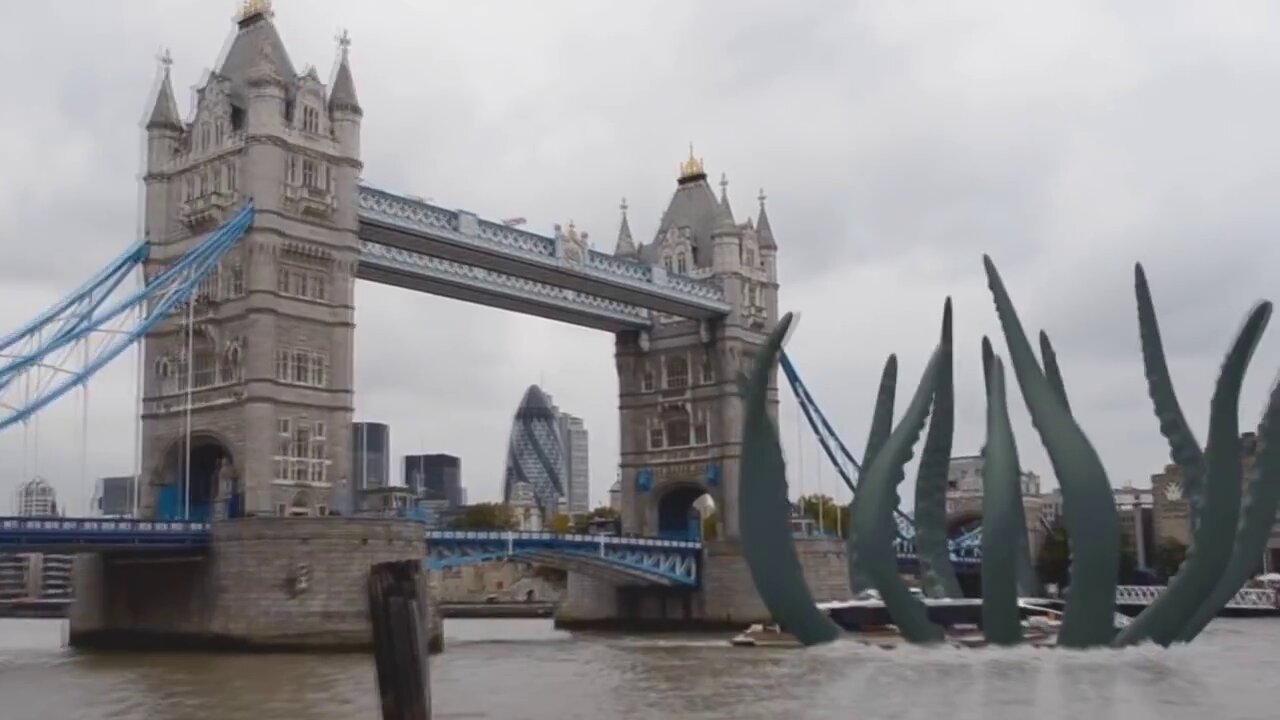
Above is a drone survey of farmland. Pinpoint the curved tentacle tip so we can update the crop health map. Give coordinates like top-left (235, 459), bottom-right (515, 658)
top-left (779, 311), bottom-right (800, 348)
top-left (775, 312), bottom-right (795, 336)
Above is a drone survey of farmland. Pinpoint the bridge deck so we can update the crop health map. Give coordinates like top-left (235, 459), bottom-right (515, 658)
top-left (0, 517), bottom-right (212, 553)
top-left (357, 186), bottom-right (730, 321)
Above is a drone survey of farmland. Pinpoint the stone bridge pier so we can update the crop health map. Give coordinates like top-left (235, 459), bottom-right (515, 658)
top-left (69, 518), bottom-right (441, 653)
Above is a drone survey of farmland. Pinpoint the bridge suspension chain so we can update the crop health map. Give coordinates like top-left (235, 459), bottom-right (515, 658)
top-left (779, 350), bottom-right (979, 559)
top-left (0, 203), bottom-right (255, 433)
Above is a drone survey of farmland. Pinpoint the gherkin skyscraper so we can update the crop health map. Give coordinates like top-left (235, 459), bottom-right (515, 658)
top-left (502, 385), bottom-right (567, 521)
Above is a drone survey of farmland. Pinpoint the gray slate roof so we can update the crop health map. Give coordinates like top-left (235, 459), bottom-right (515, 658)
top-left (219, 13), bottom-right (297, 106)
top-left (147, 68), bottom-right (183, 130)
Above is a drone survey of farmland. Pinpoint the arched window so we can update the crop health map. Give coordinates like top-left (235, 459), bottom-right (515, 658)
top-left (663, 256), bottom-right (673, 272)
top-left (676, 253), bottom-right (687, 274)
top-left (288, 490), bottom-right (313, 517)
top-left (665, 354), bottom-right (689, 390)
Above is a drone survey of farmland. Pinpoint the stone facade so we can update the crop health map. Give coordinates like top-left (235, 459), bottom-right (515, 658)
top-left (69, 517), bottom-right (438, 652)
top-left (428, 561), bottom-right (565, 604)
top-left (138, 9), bottom-right (362, 520)
top-left (615, 158), bottom-right (780, 541)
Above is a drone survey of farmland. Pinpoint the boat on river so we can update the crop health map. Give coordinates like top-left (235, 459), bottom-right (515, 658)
top-left (730, 594), bottom-right (1130, 648)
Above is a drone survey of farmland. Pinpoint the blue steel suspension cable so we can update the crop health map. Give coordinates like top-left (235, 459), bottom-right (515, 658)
top-left (0, 204), bottom-right (252, 385)
top-left (0, 203), bottom-right (254, 431)
top-left (780, 349), bottom-right (975, 558)
top-left (0, 240), bottom-right (147, 356)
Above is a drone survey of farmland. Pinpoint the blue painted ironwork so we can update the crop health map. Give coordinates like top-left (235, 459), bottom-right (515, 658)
top-left (358, 240), bottom-right (651, 330)
top-left (779, 350), bottom-right (985, 563)
top-left (0, 239), bottom-right (148, 359)
top-left (357, 185), bottom-right (730, 317)
top-left (635, 468), bottom-right (654, 492)
top-left (424, 529), bottom-right (701, 586)
top-left (0, 516), bottom-right (212, 553)
top-left (0, 203), bottom-right (254, 432)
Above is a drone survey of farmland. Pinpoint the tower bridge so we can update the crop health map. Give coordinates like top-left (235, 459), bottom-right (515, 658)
top-left (0, 2), bottom-right (1017, 648)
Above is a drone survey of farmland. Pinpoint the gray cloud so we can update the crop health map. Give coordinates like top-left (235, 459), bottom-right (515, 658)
top-left (3, 0), bottom-right (1280, 517)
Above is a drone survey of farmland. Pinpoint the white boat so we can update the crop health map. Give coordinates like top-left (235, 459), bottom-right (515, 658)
top-left (729, 623), bottom-right (802, 648)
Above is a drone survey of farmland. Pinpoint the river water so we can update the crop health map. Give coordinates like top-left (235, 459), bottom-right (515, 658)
top-left (1, 617), bottom-right (1277, 719)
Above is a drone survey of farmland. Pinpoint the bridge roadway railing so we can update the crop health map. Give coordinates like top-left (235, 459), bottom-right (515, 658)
top-left (356, 186), bottom-right (730, 318)
top-left (0, 516), bottom-right (212, 553)
top-left (1114, 584), bottom-right (1279, 610)
top-left (424, 530), bottom-right (702, 587)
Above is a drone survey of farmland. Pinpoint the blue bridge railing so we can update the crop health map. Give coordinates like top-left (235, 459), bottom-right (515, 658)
top-left (0, 516), bottom-right (213, 552)
top-left (425, 529), bottom-right (702, 586)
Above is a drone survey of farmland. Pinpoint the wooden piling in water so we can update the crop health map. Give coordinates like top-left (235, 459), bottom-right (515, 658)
top-left (368, 560), bottom-right (432, 720)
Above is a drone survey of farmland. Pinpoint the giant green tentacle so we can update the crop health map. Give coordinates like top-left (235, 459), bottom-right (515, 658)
top-left (984, 255), bottom-right (1118, 648)
top-left (1115, 302), bottom-right (1271, 647)
top-left (739, 312), bottom-right (842, 646)
top-left (981, 353), bottom-right (1024, 645)
top-left (981, 336), bottom-right (994, 395)
top-left (851, 349), bottom-right (946, 644)
top-left (846, 355), bottom-right (898, 594)
top-left (914, 299), bottom-right (962, 598)
top-left (1181, 371), bottom-right (1280, 641)
top-left (1039, 331), bottom-right (1072, 416)
top-left (1136, 264), bottom-right (1207, 531)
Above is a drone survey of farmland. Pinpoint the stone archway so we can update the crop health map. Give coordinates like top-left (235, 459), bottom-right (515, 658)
top-left (287, 490), bottom-right (315, 517)
top-left (156, 433), bottom-right (236, 522)
top-left (655, 483), bottom-right (711, 541)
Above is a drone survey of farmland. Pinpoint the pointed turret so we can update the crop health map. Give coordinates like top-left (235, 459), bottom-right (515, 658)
top-left (329, 32), bottom-right (362, 117)
top-left (222, 0), bottom-right (295, 107)
top-left (147, 55), bottom-right (183, 132)
top-left (614, 198), bottom-right (636, 256)
top-left (718, 172), bottom-right (736, 225)
top-left (756, 188), bottom-right (776, 250)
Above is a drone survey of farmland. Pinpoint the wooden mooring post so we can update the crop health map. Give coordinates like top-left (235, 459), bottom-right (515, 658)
top-left (368, 560), bottom-right (432, 720)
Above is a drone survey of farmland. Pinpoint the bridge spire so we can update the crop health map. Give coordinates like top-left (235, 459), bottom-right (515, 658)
top-left (718, 171), bottom-right (735, 224)
top-left (146, 48), bottom-right (182, 131)
top-left (329, 28), bottom-right (361, 116)
top-left (678, 143), bottom-right (706, 184)
top-left (238, 0), bottom-right (273, 24)
top-left (756, 187), bottom-right (776, 250)
top-left (614, 197), bottom-right (636, 256)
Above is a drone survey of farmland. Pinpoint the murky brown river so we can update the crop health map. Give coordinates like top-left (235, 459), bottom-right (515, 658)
top-left (1, 617), bottom-right (1278, 719)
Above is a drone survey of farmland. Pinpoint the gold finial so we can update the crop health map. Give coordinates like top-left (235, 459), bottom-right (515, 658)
top-left (157, 47), bottom-right (174, 69)
top-left (620, 197), bottom-right (628, 216)
top-left (758, 187), bottom-right (767, 207)
top-left (238, 0), bottom-right (273, 22)
top-left (336, 28), bottom-right (352, 53)
top-left (678, 143), bottom-right (705, 181)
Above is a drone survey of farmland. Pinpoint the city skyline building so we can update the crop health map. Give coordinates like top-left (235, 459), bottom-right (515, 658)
top-left (13, 478), bottom-right (59, 517)
top-left (502, 385), bottom-right (567, 523)
top-left (352, 422), bottom-right (391, 491)
top-left (556, 411), bottom-right (589, 515)
top-left (403, 453), bottom-right (464, 507)
top-left (94, 475), bottom-right (137, 517)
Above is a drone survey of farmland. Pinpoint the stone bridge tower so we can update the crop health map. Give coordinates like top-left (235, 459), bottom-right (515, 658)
top-left (613, 150), bottom-right (780, 541)
top-left (138, 2), bottom-right (362, 520)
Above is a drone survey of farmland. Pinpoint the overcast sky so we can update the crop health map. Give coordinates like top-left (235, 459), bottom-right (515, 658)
top-left (3, 1), bottom-right (1280, 517)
